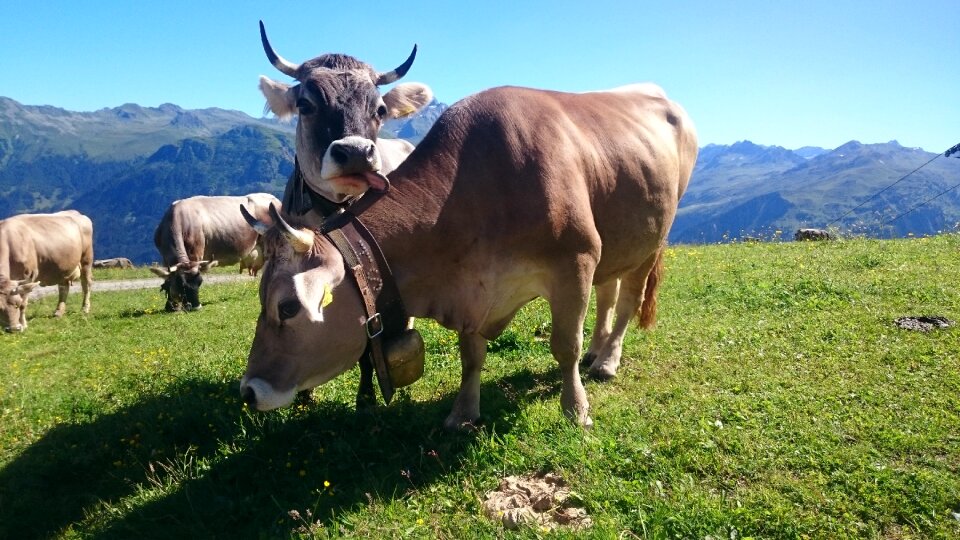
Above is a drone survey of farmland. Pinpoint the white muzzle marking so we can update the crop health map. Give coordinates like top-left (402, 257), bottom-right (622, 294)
top-left (242, 377), bottom-right (297, 411)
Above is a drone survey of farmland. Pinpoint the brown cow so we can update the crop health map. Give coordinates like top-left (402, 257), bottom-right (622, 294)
top-left (240, 83), bottom-right (698, 429)
top-left (0, 210), bottom-right (93, 332)
top-left (149, 193), bottom-right (280, 311)
top-left (257, 21), bottom-right (434, 212)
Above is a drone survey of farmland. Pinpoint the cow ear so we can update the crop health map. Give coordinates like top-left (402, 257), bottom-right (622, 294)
top-left (292, 266), bottom-right (345, 323)
top-left (382, 82), bottom-right (433, 119)
top-left (259, 76), bottom-right (297, 120)
top-left (15, 281), bottom-right (40, 296)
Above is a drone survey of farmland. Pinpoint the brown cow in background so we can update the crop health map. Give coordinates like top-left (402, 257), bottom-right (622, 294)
top-left (0, 210), bottom-right (93, 332)
top-left (150, 193), bottom-right (280, 311)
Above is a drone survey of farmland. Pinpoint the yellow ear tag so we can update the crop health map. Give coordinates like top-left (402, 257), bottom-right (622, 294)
top-left (320, 284), bottom-right (334, 308)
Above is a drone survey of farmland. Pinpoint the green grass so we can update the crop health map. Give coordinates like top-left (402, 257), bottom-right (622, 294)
top-left (2, 236), bottom-right (959, 539)
top-left (91, 263), bottom-right (247, 281)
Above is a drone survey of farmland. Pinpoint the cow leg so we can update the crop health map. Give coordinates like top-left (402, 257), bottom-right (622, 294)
top-left (546, 255), bottom-right (596, 428)
top-left (550, 297), bottom-right (593, 428)
top-left (20, 299), bottom-right (28, 330)
top-left (582, 279), bottom-right (620, 366)
top-left (444, 332), bottom-right (487, 431)
top-left (80, 262), bottom-right (92, 314)
top-left (587, 252), bottom-right (660, 381)
top-left (355, 354), bottom-right (377, 411)
top-left (54, 282), bottom-right (69, 318)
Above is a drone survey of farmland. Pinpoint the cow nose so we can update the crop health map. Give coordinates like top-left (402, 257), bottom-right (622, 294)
top-left (329, 138), bottom-right (377, 169)
top-left (241, 384), bottom-right (257, 407)
top-left (4, 325), bottom-right (22, 333)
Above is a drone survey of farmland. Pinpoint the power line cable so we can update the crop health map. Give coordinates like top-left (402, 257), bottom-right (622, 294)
top-left (881, 176), bottom-right (960, 226)
top-left (825, 149), bottom-right (946, 226)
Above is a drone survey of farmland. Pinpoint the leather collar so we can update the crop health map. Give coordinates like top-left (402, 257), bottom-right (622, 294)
top-left (322, 199), bottom-right (406, 404)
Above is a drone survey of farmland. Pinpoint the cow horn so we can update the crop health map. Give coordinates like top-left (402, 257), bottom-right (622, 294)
top-left (240, 204), bottom-right (270, 235)
top-left (268, 203), bottom-right (314, 253)
top-left (259, 20), bottom-right (300, 78)
top-left (376, 45), bottom-right (417, 85)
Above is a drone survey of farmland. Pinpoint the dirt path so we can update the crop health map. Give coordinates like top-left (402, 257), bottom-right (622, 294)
top-left (33, 274), bottom-right (255, 299)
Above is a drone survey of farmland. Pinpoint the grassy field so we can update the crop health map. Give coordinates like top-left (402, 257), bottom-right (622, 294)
top-left (90, 263), bottom-right (246, 282)
top-left (2, 236), bottom-right (959, 539)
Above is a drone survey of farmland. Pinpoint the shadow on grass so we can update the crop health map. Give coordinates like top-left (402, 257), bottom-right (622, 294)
top-left (0, 368), bottom-right (561, 539)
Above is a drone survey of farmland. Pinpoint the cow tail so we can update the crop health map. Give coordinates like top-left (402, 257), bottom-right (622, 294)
top-left (637, 246), bottom-right (665, 330)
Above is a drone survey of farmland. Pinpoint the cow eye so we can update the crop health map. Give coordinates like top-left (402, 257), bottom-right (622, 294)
top-left (278, 299), bottom-right (301, 321)
top-left (296, 98), bottom-right (316, 115)
top-left (376, 104), bottom-right (388, 119)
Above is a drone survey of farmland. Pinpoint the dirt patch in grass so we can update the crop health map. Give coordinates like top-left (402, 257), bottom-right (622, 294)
top-left (482, 471), bottom-right (592, 531)
top-left (893, 316), bottom-right (955, 332)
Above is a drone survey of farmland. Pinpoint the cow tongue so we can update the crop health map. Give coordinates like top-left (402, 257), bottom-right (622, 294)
top-left (335, 171), bottom-right (389, 192)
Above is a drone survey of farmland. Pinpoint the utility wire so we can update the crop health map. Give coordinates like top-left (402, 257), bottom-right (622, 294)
top-left (882, 176), bottom-right (960, 226)
top-left (825, 150), bottom-right (945, 226)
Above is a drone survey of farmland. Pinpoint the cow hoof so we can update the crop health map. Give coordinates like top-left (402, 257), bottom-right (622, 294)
top-left (579, 352), bottom-right (597, 367)
top-left (355, 393), bottom-right (377, 412)
top-left (587, 367), bottom-right (617, 382)
top-left (53, 310), bottom-right (65, 318)
top-left (443, 416), bottom-right (483, 433)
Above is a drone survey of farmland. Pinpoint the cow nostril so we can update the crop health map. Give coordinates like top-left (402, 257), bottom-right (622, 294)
top-left (241, 385), bottom-right (257, 407)
top-left (330, 144), bottom-right (349, 165)
top-left (365, 144), bottom-right (376, 161)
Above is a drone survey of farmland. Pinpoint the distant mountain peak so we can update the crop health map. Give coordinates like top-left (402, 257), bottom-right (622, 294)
top-left (834, 140), bottom-right (863, 153)
top-left (793, 146), bottom-right (827, 159)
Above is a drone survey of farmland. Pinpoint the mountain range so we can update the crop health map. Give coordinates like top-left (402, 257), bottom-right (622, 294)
top-left (673, 139), bottom-right (960, 243)
top-left (1, 96), bottom-right (958, 263)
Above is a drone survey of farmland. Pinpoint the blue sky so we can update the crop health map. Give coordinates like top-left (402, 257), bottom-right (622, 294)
top-left (1, 1), bottom-right (956, 152)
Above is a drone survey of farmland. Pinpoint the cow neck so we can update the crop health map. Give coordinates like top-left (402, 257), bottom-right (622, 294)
top-left (323, 213), bottom-right (407, 404)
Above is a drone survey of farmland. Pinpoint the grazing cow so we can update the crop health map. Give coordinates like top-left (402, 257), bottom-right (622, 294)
top-left (93, 257), bottom-right (134, 269)
top-left (150, 193), bottom-right (280, 311)
top-left (240, 83), bottom-right (698, 430)
top-left (794, 228), bottom-right (833, 241)
top-left (0, 210), bottom-right (93, 332)
top-left (257, 21), bottom-right (434, 212)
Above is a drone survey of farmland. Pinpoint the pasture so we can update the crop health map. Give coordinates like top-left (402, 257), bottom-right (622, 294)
top-left (1, 236), bottom-right (959, 539)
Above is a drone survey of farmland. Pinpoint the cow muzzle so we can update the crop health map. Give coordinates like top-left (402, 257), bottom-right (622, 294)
top-left (4, 324), bottom-right (23, 333)
top-left (239, 377), bottom-right (297, 411)
top-left (316, 136), bottom-right (388, 199)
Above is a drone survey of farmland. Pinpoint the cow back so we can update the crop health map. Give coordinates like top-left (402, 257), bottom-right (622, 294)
top-left (381, 85), bottom-right (698, 285)
top-left (0, 210), bottom-right (93, 284)
top-left (155, 194), bottom-right (280, 267)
